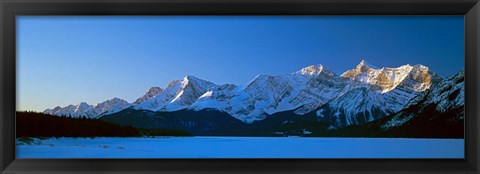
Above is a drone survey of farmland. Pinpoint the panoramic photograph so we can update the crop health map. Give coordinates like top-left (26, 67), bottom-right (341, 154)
top-left (16, 16), bottom-right (464, 158)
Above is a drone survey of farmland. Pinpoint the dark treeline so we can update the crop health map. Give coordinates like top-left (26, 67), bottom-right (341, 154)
top-left (16, 111), bottom-right (140, 137)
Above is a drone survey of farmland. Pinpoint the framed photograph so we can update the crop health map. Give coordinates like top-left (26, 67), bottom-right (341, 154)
top-left (1, 0), bottom-right (479, 173)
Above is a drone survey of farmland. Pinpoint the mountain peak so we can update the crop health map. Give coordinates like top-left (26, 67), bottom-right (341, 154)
top-left (356, 60), bottom-right (377, 71)
top-left (134, 86), bottom-right (163, 104)
top-left (359, 59), bottom-right (367, 65)
top-left (147, 86), bottom-right (163, 93)
top-left (104, 97), bottom-right (128, 104)
top-left (299, 64), bottom-right (324, 75)
top-left (297, 64), bottom-right (335, 76)
top-left (75, 102), bottom-right (93, 113)
top-left (93, 97), bottom-right (131, 116)
top-left (182, 75), bottom-right (208, 86)
top-left (183, 75), bottom-right (200, 81)
top-left (110, 97), bottom-right (122, 101)
top-left (412, 64), bottom-right (428, 70)
top-left (78, 102), bottom-right (90, 107)
top-left (183, 75), bottom-right (192, 80)
top-left (181, 75), bottom-right (216, 87)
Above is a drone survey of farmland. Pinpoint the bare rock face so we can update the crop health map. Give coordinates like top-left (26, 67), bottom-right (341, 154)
top-left (341, 60), bottom-right (442, 93)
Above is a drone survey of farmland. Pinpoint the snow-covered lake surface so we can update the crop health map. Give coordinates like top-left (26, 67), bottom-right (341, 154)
top-left (16, 137), bottom-right (464, 158)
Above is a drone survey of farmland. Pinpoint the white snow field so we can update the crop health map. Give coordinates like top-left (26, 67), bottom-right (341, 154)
top-left (16, 137), bottom-right (464, 158)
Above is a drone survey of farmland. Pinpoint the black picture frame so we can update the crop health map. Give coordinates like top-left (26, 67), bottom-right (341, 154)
top-left (1, 0), bottom-right (479, 173)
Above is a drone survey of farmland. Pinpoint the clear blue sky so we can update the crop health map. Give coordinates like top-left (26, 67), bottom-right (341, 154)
top-left (17, 16), bottom-right (464, 112)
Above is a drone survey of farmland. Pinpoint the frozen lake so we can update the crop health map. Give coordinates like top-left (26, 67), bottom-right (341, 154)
top-left (16, 137), bottom-right (464, 158)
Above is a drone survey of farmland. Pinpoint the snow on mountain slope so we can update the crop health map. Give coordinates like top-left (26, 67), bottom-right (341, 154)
top-left (133, 80), bottom-right (183, 111)
top-left (190, 75), bottom-right (292, 123)
top-left (290, 67), bottom-right (349, 115)
top-left (405, 69), bottom-right (464, 112)
top-left (134, 87), bottom-right (163, 104)
top-left (315, 87), bottom-right (415, 127)
top-left (43, 98), bottom-right (131, 118)
top-left (43, 102), bottom-right (93, 118)
top-left (381, 69), bottom-right (464, 131)
top-left (94, 98), bottom-right (131, 116)
top-left (170, 62), bottom-right (442, 124)
top-left (191, 64), bottom-right (348, 123)
top-left (134, 76), bottom-right (218, 112)
top-left (165, 76), bottom-right (218, 111)
top-left (315, 60), bottom-right (443, 127)
top-left (190, 84), bottom-right (241, 113)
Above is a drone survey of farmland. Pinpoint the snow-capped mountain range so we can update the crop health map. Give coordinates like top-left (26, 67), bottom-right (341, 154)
top-left (43, 60), bottom-right (446, 127)
top-left (44, 98), bottom-right (131, 119)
